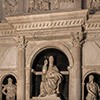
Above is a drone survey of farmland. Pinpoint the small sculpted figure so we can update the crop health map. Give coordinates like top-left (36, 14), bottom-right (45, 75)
top-left (86, 75), bottom-right (100, 100)
top-left (2, 78), bottom-right (17, 100)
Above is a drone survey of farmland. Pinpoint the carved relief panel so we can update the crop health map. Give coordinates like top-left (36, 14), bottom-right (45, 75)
top-left (2, 0), bottom-right (18, 16)
top-left (83, 0), bottom-right (100, 13)
top-left (88, 0), bottom-right (100, 12)
top-left (28, 0), bottom-right (76, 13)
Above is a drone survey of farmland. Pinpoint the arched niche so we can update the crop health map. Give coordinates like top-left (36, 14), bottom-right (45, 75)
top-left (1, 74), bottom-right (17, 100)
top-left (30, 48), bottom-right (69, 100)
top-left (84, 73), bottom-right (100, 100)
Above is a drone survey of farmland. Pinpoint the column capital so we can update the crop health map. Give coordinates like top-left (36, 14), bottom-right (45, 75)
top-left (71, 32), bottom-right (84, 47)
top-left (16, 36), bottom-right (28, 50)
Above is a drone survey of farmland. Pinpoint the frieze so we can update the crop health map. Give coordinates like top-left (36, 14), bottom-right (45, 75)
top-left (13, 19), bottom-right (84, 31)
top-left (3, 0), bottom-right (18, 16)
top-left (0, 29), bottom-right (15, 36)
top-left (87, 0), bottom-right (100, 13)
top-left (28, 0), bottom-right (75, 13)
top-left (0, 23), bottom-right (15, 36)
top-left (86, 22), bottom-right (100, 30)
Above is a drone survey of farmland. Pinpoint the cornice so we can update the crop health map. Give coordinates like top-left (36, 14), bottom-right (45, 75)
top-left (86, 12), bottom-right (100, 33)
top-left (0, 10), bottom-right (88, 37)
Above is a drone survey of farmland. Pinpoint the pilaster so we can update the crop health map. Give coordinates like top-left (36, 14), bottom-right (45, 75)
top-left (16, 36), bottom-right (27, 100)
top-left (69, 32), bottom-right (83, 100)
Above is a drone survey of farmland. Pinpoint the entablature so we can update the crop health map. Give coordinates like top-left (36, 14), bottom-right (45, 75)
top-left (0, 10), bottom-right (88, 39)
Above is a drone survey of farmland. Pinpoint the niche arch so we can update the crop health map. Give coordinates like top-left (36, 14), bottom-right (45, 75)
top-left (30, 46), bottom-right (71, 100)
top-left (29, 41), bottom-right (74, 67)
top-left (0, 73), bottom-right (17, 100)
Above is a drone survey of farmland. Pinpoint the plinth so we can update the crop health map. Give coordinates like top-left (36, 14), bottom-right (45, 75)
top-left (31, 94), bottom-right (61, 100)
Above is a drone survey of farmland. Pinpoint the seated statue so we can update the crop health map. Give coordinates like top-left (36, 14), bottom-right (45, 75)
top-left (2, 78), bottom-right (17, 100)
top-left (39, 55), bottom-right (62, 97)
top-left (86, 75), bottom-right (100, 100)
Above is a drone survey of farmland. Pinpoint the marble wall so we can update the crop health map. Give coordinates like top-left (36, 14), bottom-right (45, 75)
top-left (0, 46), bottom-right (17, 68)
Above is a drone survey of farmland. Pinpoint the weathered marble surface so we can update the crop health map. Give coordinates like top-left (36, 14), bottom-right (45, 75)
top-left (83, 41), bottom-right (100, 66)
top-left (0, 46), bottom-right (17, 68)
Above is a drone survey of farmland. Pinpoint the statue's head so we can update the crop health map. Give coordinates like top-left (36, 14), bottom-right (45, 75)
top-left (49, 55), bottom-right (54, 64)
top-left (89, 75), bottom-right (94, 82)
top-left (8, 78), bottom-right (13, 84)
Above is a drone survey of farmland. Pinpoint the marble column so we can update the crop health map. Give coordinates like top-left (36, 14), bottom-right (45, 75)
top-left (69, 32), bottom-right (83, 100)
top-left (25, 67), bottom-right (31, 100)
top-left (16, 36), bottom-right (27, 100)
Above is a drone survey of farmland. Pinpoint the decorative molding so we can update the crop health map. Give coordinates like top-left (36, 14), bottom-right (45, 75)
top-left (86, 22), bottom-right (100, 31)
top-left (0, 23), bottom-right (15, 36)
top-left (0, 29), bottom-right (15, 36)
top-left (82, 65), bottom-right (100, 69)
top-left (0, 10), bottom-right (88, 36)
top-left (13, 19), bottom-right (84, 31)
top-left (0, 19), bottom-right (84, 37)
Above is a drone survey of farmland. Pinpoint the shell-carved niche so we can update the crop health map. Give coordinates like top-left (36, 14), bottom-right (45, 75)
top-left (28, 0), bottom-right (75, 13)
top-left (3, 0), bottom-right (18, 16)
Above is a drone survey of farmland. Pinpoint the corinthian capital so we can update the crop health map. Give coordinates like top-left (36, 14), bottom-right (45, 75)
top-left (71, 32), bottom-right (83, 47)
top-left (16, 36), bottom-right (28, 49)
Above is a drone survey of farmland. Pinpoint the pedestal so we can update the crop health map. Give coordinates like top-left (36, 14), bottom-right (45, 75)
top-left (31, 94), bottom-right (61, 100)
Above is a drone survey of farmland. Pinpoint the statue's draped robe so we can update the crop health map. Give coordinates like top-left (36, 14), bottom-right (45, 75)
top-left (40, 66), bottom-right (62, 96)
top-left (86, 82), bottom-right (99, 100)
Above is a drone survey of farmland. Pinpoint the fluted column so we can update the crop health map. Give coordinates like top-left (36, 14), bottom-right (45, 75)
top-left (69, 32), bottom-right (83, 100)
top-left (16, 36), bottom-right (27, 100)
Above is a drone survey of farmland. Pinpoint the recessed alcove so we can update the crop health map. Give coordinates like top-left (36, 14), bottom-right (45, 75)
top-left (31, 48), bottom-right (69, 100)
top-left (84, 73), bottom-right (100, 100)
top-left (2, 74), bottom-right (17, 100)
